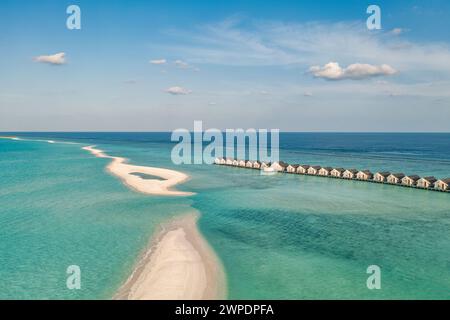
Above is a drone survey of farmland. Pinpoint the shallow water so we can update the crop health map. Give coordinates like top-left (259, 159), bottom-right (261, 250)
top-left (1, 133), bottom-right (449, 299)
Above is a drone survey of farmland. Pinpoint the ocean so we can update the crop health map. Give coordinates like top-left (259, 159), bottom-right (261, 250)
top-left (0, 133), bottom-right (449, 299)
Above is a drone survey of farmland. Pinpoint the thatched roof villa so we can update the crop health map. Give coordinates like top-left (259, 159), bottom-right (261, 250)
top-left (330, 168), bottom-right (345, 178)
top-left (246, 160), bottom-right (254, 168)
top-left (286, 164), bottom-right (299, 173)
top-left (318, 167), bottom-right (333, 176)
top-left (401, 175), bottom-right (420, 186)
top-left (225, 158), bottom-right (234, 165)
top-left (253, 161), bottom-right (262, 169)
top-left (271, 161), bottom-right (289, 172)
top-left (260, 162), bottom-right (271, 170)
top-left (435, 178), bottom-right (450, 191)
top-left (417, 176), bottom-right (437, 189)
top-left (308, 166), bottom-right (321, 175)
top-left (297, 165), bottom-right (310, 174)
top-left (356, 170), bottom-right (373, 180)
top-left (374, 172), bottom-right (391, 182)
top-left (343, 169), bottom-right (358, 179)
top-left (387, 173), bottom-right (405, 184)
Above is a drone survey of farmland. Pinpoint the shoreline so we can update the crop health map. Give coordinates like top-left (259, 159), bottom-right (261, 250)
top-left (82, 145), bottom-right (194, 196)
top-left (115, 213), bottom-right (227, 300)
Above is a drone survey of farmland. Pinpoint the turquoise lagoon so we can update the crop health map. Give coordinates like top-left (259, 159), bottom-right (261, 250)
top-left (0, 133), bottom-right (449, 299)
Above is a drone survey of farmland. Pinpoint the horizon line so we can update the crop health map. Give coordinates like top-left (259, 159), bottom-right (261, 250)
top-left (1, 131), bottom-right (450, 134)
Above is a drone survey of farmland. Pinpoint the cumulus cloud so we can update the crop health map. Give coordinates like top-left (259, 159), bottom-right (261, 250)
top-left (150, 59), bottom-right (167, 65)
top-left (33, 52), bottom-right (66, 65)
top-left (309, 62), bottom-right (397, 80)
top-left (165, 86), bottom-right (192, 95)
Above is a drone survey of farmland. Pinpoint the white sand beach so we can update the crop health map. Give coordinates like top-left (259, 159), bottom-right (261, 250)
top-left (115, 213), bottom-right (226, 300)
top-left (82, 145), bottom-right (193, 196)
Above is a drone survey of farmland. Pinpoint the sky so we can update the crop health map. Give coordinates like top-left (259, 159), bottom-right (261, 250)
top-left (1, 0), bottom-right (450, 132)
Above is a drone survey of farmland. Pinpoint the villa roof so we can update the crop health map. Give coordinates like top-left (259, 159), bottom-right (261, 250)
top-left (404, 175), bottom-right (420, 181)
top-left (421, 176), bottom-right (437, 183)
top-left (439, 178), bottom-right (450, 184)
top-left (311, 165), bottom-right (321, 170)
top-left (376, 172), bottom-right (391, 177)
top-left (279, 161), bottom-right (289, 167)
top-left (390, 173), bottom-right (405, 178)
top-left (359, 170), bottom-right (373, 174)
top-left (288, 164), bottom-right (300, 168)
top-left (333, 168), bottom-right (345, 172)
top-left (322, 167), bottom-right (333, 171)
top-left (299, 164), bottom-right (310, 168)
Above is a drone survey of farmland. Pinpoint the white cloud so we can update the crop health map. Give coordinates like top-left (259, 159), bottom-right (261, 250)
top-left (150, 59), bottom-right (167, 65)
top-left (174, 59), bottom-right (189, 68)
top-left (309, 62), bottom-right (397, 80)
top-left (209, 102), bottom-right (217, 105)
top-left (33, 52), bottom-right (66, 65)
top-left (154, 19), bottom-right (450, 75)
top-left (303, 91), bottom-right (313, 97)
top-left (165, 86), bottom-right (192, 95)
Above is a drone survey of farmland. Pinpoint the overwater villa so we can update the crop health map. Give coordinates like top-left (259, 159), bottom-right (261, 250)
top-left (402, 175), bottom-right (420, 186)
top-left (253, 161), bottom-right (261, 169)
top-left (330, 168), bottom-right (345, 178)
top-left (435, 178), bottom-right (450, 191)
top-left (286, 164), bottom-right (299, 173)
top-left (297, 165), bottom-right (310, 174)
top-left (214, 158), bottom-right (448, 193)
top-left (238, 159), bottom-right (247, 167)
top-left (374, 172), bottom-right (391, 182)
top-left (387, 173), bottom-right (405, 184)
top-left (271, 161), bottom-right (289, 172)
top-left (356, 170), bottom-right (373, 180)
top-left (318, 167), bottom-right (333, 176)
top-left (417, 176), bottom-right (437, 189)
top-left (260, 162), bottom-right (271, 170)
top-left (308, 166), bottom-right (321, 175)
top-left (246, 160), bottom-right (254, 168)
top-left (343, 169), bottom-right (358, 179)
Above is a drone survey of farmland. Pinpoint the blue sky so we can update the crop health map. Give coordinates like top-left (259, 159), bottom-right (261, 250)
top-left (1, 0), bottom-right (450, 131)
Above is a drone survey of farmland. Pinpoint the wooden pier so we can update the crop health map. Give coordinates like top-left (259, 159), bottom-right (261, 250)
top-left (214, 158), bottom-right (450, 193)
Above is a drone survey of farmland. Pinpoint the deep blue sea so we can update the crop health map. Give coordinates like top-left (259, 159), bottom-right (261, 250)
top-left (1, 133), bottom-right (449, 299)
